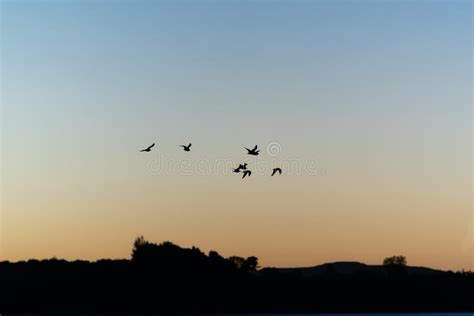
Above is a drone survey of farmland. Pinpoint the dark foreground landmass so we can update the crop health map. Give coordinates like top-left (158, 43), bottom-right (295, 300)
top-left (1, 237), bottom-right (472, 313)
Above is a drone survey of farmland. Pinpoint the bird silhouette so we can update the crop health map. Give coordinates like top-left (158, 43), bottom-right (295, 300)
top-left (245, 145), bottom-right (260, 156)
top-left (238, 163), bottom-right (248, 170)
top-left (271, 167), bottom-right (282, 176)
top-left (242, 170), bottom-right (252, 179)
top-left (180, 143), bottom-right (192, 151)
top-left (233, 163), bottom-right (248, 173)
top-left (140, 143), bottom-right (155, 152)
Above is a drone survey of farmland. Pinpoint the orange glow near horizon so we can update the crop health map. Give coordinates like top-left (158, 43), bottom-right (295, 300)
top-left (1, 1), bottom-right (472, 272)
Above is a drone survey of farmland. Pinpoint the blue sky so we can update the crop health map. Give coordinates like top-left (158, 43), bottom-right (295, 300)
top-left (1, 0), bottom-right (472, 269)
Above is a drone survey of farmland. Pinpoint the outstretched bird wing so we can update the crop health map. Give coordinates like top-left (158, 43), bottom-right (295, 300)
top-left (271, 168), bottom-right (282, 176)
top-left (252, 145), bottom-right (258, 151)
top-left (140, 143), bottom-right (155, 151)
top-left (188, 143), bottom-right (192, 148)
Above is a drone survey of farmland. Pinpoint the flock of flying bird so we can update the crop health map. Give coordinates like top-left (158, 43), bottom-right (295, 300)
top-left (140, 143), bottom-right (282, 179)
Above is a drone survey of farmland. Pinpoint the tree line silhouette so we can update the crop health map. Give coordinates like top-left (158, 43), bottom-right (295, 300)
top-left (0, 237), bottom-right (472, 313)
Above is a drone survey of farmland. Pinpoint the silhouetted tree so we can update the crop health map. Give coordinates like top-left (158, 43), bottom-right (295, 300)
top-left (131, 236), bottom-right (148, 260)
top-left (383, 255), bottom-right (407, 266)
top-left (2, 238), bottom-right (473, 313)
top-left (242, 256), bottom-right (259, 272)
top-left (228, 256), bottom-right (259, 272)
top-left (209, 250), bottom-right (222, 260)
top-left (229, 256), bottom-right (246, 269)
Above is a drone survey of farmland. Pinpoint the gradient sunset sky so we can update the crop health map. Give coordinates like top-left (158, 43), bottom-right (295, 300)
top-left (1, 0), bottom-right (472, 271)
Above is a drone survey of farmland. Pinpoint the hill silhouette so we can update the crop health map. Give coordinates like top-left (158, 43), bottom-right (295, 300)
top-left (0, 237), bottom-right (472, 313)
top-left (262, 261), bottom-right (445, 278)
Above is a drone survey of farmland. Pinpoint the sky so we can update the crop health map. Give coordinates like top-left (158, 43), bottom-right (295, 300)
top-left (1, 0), bottom-right (472, 271)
